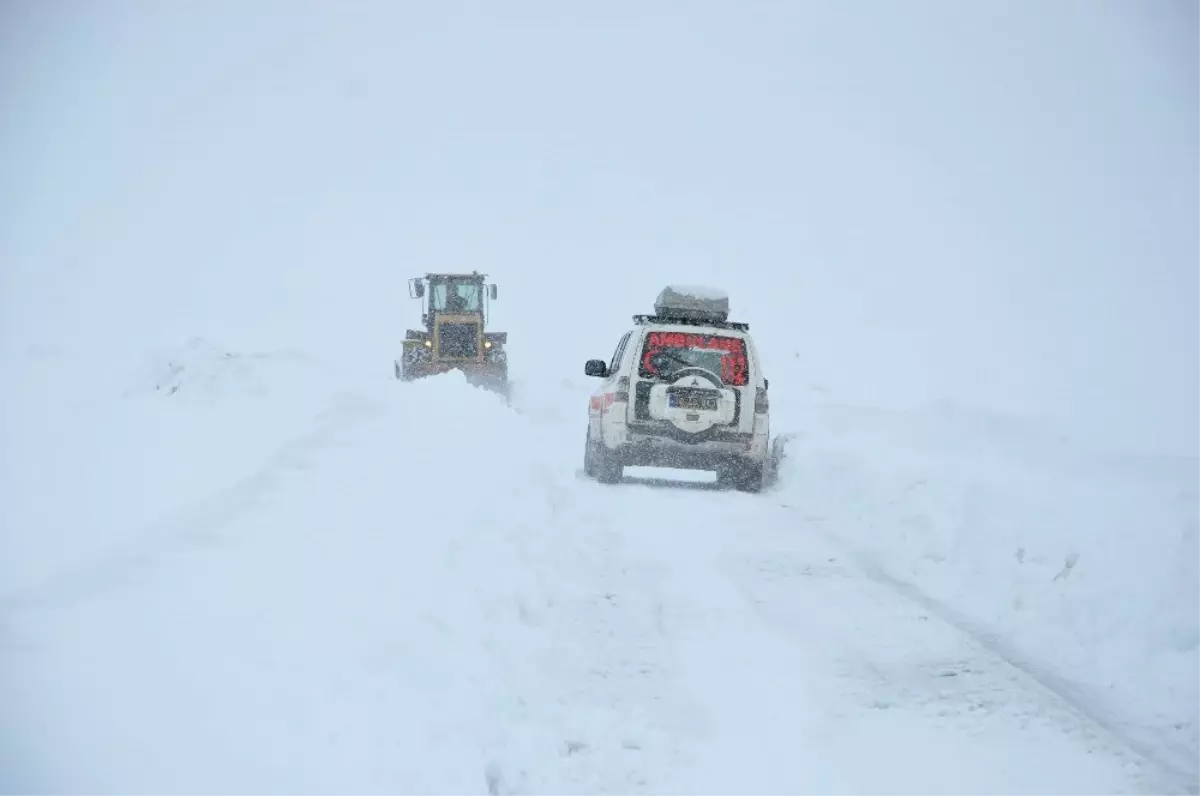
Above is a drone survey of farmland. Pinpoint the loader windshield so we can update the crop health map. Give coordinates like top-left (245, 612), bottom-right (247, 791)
top-left (431, 282), bottom-right (481, 312)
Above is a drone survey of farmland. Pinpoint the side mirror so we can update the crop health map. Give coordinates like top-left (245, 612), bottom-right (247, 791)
top-left (408, 278), bottom-right (425, 299)
top-left (489, 284), bottom-right (498, 300)
top-left (764, 378), bottom-right (769, 390)
top-left (584, 359), bottom-right (607, 377)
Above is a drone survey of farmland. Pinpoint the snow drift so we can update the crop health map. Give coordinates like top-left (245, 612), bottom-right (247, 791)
top-left (775, 399), bottom-right (1200, 783)
top-left (0, 340), bottom-right (351, 594)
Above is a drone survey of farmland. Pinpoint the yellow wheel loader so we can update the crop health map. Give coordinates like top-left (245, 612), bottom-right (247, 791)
top-left (394, 271), bottom-right (509, 397)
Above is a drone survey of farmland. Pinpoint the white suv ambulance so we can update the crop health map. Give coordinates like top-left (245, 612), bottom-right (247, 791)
top-left (582, 285), bottom-right (770, 492)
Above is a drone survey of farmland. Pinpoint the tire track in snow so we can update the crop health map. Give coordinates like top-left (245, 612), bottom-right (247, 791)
top-left (778, 504), bottom-right (1198, 794)
top-left (475, 463), bottom-right (700, 794)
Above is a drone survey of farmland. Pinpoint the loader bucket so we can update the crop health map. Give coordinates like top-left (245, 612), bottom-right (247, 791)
top-left (463, 364), bottom-right (510, 401)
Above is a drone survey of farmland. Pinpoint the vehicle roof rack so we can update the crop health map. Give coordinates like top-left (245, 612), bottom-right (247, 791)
top-left (632, 314), bottom-right (750, 332)
top-left (425, 271), bottom-right (487, 280)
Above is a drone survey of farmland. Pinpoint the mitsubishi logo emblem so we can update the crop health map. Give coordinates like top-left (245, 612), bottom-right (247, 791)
top-left (689, 378), bottom-right (699, 386)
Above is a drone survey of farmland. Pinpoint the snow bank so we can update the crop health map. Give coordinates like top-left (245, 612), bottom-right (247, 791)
top-left (776, 400), bottom-right (1200, 783)
top-left (0, 338), bottom-right (364, 593)
top-left (126, 337), bottom-right (323, 402)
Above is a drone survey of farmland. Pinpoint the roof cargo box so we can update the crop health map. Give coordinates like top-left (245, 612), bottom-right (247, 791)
top-left (654, 285), bottom-right (730, 323)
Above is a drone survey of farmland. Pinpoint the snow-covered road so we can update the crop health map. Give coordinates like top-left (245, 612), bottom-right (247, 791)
top-left (1, 369), bottom-right (1187, 794)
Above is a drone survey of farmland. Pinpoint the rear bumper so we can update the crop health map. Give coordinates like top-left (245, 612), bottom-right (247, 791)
top-left (611, 421), bottom-right (768, 469)
top-left (619, 444), bottom-right (753, 471)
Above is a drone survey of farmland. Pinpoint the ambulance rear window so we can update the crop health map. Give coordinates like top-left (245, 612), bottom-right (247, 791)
top-left (639, 331), bottom-right (749, 386)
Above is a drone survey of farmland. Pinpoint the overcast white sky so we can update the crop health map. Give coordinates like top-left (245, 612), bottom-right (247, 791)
top-left (2, 0), bottom-right (1196, 454)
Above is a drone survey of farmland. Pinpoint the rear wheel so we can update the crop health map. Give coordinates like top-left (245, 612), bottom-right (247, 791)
top-left (719, 459), bottom-right (764, 493)
top-left (596, 448), bottom-right (623, 483)
top-left (586, 427), bottom-right (622, 483)
top-left (583, 428), bottom-right (596, 477)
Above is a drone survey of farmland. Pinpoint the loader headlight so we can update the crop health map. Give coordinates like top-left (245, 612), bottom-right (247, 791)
top-left (484, 340), bottom-right (493, 349)
top-left (424, 339), bottom-right (432, 348)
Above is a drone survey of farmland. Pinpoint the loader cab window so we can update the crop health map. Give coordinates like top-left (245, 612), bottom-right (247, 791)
top-left (431, 282), bottom-right (481, 312)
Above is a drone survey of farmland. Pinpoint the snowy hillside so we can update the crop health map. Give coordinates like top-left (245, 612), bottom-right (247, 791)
top-left (2, 0), bottom-right (1196, 793)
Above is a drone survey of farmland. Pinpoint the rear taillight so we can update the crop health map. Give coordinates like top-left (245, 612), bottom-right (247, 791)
top-left (755, 386), bottom-right (769, 413)
top-left (614, 376), bottom-right (630, 403)
top-left (602, 379), bottom-right (631, 413)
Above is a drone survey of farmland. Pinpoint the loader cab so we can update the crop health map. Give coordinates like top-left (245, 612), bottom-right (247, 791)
top-left (409, 272), bottom-right (498, 327)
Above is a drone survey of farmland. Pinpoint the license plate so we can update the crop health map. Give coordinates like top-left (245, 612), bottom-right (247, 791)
top-left (670, 391), bottom-right (717, 411)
